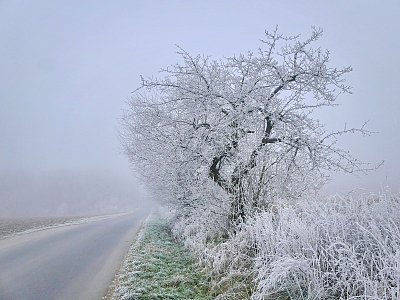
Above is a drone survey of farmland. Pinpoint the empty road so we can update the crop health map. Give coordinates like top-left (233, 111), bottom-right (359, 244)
top-left (0, 210), bottom-right (149, 300)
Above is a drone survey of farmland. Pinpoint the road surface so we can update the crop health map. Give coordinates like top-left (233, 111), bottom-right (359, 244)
top-left (0, 210), bottom-right (149, 300)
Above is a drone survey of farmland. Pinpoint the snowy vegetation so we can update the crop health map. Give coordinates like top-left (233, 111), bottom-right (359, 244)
top-left (171, 191), bottom-right (400, 300)
top-left (249, 191), bottom-right (400, 299)
top-left (120, 28), bottom-right (397, 299)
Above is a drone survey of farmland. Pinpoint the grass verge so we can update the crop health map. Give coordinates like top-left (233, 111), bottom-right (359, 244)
top-left (111, 218), bottom-right (212, 300)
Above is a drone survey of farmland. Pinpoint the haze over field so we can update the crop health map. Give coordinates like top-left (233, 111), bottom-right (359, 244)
top-left (1, 0), bottom-right (399, 216)
top-left (0, 169), bottom-right (147, 217)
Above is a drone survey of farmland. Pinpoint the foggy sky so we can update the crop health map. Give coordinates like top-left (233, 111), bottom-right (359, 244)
top-left (1, 1), bottom-right (399, 216)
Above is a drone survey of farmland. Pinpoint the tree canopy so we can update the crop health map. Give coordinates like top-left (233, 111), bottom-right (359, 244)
top-left (121, 28), bottom-right (371, 228)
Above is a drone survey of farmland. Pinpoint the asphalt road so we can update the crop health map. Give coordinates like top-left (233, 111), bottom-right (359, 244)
top-left (0, 210), bottom-right (149, 300)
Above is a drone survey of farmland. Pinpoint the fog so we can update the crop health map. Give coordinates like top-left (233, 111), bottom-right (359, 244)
top-left (0, 169), bottom-right (150, 217)
top-left (1, 1), bottom-right (399, 216)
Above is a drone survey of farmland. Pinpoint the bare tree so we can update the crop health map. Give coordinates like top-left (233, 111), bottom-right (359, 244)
top-left (121, 28), bottom-right (372, 228)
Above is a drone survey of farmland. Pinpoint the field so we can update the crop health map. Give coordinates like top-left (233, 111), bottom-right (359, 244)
top-left (0, 216), bottom-right (85, 239)
top-left (0, 214), bottom-right (121, 239)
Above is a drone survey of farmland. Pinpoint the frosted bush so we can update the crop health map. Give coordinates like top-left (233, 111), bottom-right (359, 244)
top-left (248, 191), bottom-right (400, 300)
top-left (171, 181), bottom-right (256, 299)
top-left (172, 190), bottom-right (400, 299)
top-left (173, 215), bottom-right (256, 299)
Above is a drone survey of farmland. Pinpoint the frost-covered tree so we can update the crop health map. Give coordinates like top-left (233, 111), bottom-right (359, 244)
top-left (121, 28), bottom-right (371, 227)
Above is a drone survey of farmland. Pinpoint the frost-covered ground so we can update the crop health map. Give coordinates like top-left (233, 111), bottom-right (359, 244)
top-left (109, 216), bottom-right (211, 300)
top-left (0, 213), bottom-right (126, 239)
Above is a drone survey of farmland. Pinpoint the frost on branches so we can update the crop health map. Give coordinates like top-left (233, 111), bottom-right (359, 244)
top-left (120, 28), bottom-right (396, 299)
top-left (121, 28), bottom-right (370, 227)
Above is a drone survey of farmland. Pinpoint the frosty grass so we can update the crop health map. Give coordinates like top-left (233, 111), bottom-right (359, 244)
top-left (112, 218), bottom-right (211, 300)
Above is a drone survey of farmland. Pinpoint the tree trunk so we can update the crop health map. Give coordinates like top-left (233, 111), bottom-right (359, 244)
top-left (229, 192), bottom-right (246, 227)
